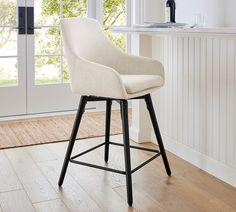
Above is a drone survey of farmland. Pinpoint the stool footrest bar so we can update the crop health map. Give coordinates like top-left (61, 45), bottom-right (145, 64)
top-left (71, 142), bottom-right (106, 159)
top-left (69, 141), bottom-right (162, 175)
top-left (131, 153), bottom-right (161, 173)
top-left (109, 141), bottom-right (160, 153)
top-left (69, 159), bottom-right (126, 174)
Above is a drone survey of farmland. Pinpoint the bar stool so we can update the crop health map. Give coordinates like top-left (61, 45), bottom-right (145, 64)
top-left (58, 18), bottom-right (171, 206)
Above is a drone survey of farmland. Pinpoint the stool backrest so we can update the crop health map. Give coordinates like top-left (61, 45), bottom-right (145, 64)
top-left (61, 18), bottom-right (122, 69)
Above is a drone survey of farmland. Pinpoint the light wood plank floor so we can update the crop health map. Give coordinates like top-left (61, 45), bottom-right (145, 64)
top-left (0, 135), bottom-right (235, 212)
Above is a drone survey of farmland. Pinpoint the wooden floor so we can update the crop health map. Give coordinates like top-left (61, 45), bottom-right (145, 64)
top-left (0, 135), bottom-right (235, 212)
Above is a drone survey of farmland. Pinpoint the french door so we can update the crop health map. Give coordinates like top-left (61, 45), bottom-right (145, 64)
top-left (0, 0), bottom-right (129, 117)
top-left (0, 0), bottom-right (94, 117)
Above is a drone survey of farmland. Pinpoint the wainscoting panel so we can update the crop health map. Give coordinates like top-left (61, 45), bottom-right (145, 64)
top-left (151, 34), bottom-right (236, 186)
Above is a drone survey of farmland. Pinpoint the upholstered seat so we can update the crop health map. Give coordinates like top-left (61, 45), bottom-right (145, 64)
top-left (61, 18), bottom-right (165, 99)
top-left (121, 74), bottom-right (164, 94)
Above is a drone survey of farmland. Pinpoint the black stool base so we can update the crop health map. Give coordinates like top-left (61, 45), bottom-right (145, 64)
top-left (58, 94), bottom-right (171, 206)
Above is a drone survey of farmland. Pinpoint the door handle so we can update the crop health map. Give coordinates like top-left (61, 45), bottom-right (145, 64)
top-left (17, 7), bottom-right (42, 35)
top-left (27, 7), bottom-right (34, 34)
top-left (18, 7), bottom-right (26, 34)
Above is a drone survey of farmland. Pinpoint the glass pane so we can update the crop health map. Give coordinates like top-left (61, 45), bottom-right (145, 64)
top-left (35, 0), bottom-right (60, 26)
top-left (0, 57), bottom-right (18, 87)
top-left (35, 56), bottom-right (61, 85)
top-left (104, 0), bottom-right (126, 27)
top-left (103, 0), bottom-right (127, 51)
top-left (34, 0), bottom-right (87, 85)
top-left (62, 0), bottom-right (87, 18)
top-left (35, 27), bottom-right (61, 55)
top-left (62, 56), bottom-right (69, 83)
top-left (106, 31), bottom-right (126, 52)
top-left (0, 27), bottom-right (17, 56)
top-left (0, 0), bottom-right (17, 26)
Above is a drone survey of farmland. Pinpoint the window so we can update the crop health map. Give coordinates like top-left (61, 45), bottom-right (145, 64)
top-left (0, 0), bottom-right (18, 87)
top-left (35, 0), bottom-right (129, 84)
top-left (103, 0), bottom-right (127, 51)
top-left (0, 0), bottom-right (129, 86)
top-left (34, 0), bottom-right (87, 85)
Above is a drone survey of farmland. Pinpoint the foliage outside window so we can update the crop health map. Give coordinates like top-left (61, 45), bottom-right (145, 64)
top-left (104, 0), bottom-right (127, 52)
top-left (0, 0), bottom-right (16, 47)
top-left (0, 0), bottom-right (17, 86)
top-left (34, 0), bottom-right (87, 84)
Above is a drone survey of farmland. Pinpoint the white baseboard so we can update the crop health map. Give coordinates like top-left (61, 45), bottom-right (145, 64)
top-left (0, 107), bottom-right (122, 122)
top-left (162, 135), bottom-right (236, 188)
top-left (0, 110), bottom-right (77, 122)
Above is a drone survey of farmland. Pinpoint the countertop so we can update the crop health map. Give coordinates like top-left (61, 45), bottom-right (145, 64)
top-left (110, 26), bottom-right (236, 35)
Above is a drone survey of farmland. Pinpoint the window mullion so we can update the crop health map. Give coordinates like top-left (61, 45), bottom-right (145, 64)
top-left (87, 0), bottom-right (103, 24)
top-left (96, 0), bottom-right (104, 24)
top-left (87, 0), bottom-right (96, 19)
top-left (133, 0), bottom-right (144, 25)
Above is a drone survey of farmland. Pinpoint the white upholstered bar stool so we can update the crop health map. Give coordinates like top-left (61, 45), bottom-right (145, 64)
top-left (58, 18), bottom-right (171, 206)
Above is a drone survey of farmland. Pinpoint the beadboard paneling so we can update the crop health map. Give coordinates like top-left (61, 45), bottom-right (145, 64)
top-left (152, 34), bottom-right (236, 175)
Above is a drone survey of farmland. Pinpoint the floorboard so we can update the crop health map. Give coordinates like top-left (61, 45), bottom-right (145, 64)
top-left (114, 186), bottom-right (165, 212)
top-left (0, 152), bottom-right (22, 193)
top-left (36, 160), bottom-right (102, 212)
top-left (33, 199), bottom-right (69, 212)
top-left (0, 190), bottom-right (35, 212)
top-left (4, 148), bottom-right (58, 203)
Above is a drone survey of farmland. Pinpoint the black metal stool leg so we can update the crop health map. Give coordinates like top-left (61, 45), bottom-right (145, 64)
top-left (104, 100), bottom-right (112, 162)
top-left (144, 94), bottom-right (172, 176)
top-left (120, 100), bottom-right (133, 206)
top-left (58, 96), bottom-right (87, 186)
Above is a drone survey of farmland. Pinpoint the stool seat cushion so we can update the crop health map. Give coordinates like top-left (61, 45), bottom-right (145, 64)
top-left (121, 75), bottom-right (164, 94)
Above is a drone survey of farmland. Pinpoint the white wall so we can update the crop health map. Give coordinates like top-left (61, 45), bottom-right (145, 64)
top-left (175, 0), bottom-right (225, 26)
top-left (143, 0), bottom-right (165, 23)
top-left (225, 0), bottom-right (236, 27)
top-left (143, 0), bottom-right (236, 27)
